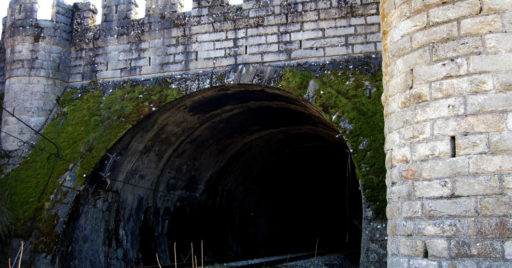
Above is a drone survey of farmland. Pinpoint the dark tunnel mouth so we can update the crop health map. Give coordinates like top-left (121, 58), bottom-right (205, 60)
top-left (161, 130), bottom-right (363, 266)
top-left (77, 85), bottom-right (362, 267)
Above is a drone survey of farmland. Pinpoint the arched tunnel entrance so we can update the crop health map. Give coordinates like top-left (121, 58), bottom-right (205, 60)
top-left (58, 84), bottom-right (362, 267)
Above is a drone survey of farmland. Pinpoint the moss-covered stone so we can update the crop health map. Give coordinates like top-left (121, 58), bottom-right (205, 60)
top-left (0, 82), bottom-right (183, 241)
top-left (278, 68), bottom-right (386, 219)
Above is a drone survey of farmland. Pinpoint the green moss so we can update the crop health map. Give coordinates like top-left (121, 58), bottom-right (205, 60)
top-left (278, 68), bottom-right (387, 219)
top-left (0, 82), bottom-right (183, 240)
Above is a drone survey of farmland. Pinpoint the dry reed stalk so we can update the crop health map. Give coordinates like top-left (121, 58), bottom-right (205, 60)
top-left (191, 243), bottom-right (194, 268)
top-left (18, 241), bottom-right (23, 268)
top-left (200, 240), bottom-right (204, 268)
top-left (174, 242), bottom-right (177, 268)
top-left (8, 258), bottom-right (11, 268)
top-left (156, 253), bottom-right (162, 268)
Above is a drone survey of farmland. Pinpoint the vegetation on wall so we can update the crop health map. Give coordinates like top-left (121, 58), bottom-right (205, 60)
top-left (278, 68), bottom-right (386, 219)
top-left (0, 66), bottom-right (385, 260)
top-left (0, 82), bottom-right (183, 241)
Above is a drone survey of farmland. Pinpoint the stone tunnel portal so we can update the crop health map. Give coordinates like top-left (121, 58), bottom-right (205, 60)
top-left (58, 84), bottom-right (362, 267)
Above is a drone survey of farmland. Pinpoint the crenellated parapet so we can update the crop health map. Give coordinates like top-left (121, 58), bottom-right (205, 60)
top-left (1, 0), bottom-right (73, 150)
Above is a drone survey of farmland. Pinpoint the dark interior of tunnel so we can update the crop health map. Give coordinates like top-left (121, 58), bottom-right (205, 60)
top-left (59, 85), bottom-right (362, 267)
top-left (136, 86), bottom-right (362, 266)
top-left (163, 132), bottom-right (362, 266)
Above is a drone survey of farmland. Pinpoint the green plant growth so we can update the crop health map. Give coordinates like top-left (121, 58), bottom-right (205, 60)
top-left (278, 68), bottom-right (386, 219)
top-left (0, 82), bottom-right (183, 241)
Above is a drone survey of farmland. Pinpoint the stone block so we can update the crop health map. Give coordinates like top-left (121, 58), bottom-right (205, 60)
top-left (387, 202), bottom-right (401, 220)
top-left (214, 40), bottom-right (234, 49)
top-left (325, 46), bottom-right (352, 56)
top-left (262, 52), bottom-right (289, 62)
top-left (356, 24), bottom-right (379, 34)
top-left (401, 122), bottom-right (431, 143)
top-left (468, 218), bottom-right (512, 238)
top-left (431, 74), bottom-right (493, 100)
top-left (495, 72), bottom-right (512, 91)
top-left (290, 30), bottom-right (323, 41)
top-left (426, 239), bottom-right (449, 258)
top-left (480, 196), bottom-right (512, 216)
top-left (415, 179), bottom-right (452, 198)
top-left (433, 114), bottom-right (505, 136)
top-left (392, 146), bottom-right (411, 165)
top-left (456, 134), bottom-right (488, 156)
top-left (290, 48), bottom-right (324, 58)
top-left (387, 256), bottom-right (408, 267)
top-left (196, 32), bottom-right (226, 42)
top-left (470, 53), bottom-right (512, 73)
top-left (247, 26), bottom-right (279, 36)
top-left (412, 139), bottom-right (451, 160)
top-left (508, 113), bottom-right (512, 130)
top-left (198, 49), bottom-right (225, 59)
top-left (482, 0), bottom-right (512, 13)
top-left (325, 26), bottom-right (355, 37)
top-left (506, 241), bottom-right (512, 259)
top-left (485, 33), bottom-right (512, 54)
top-left (412, 0), bottom-right (451, 12)
top-left (388, 12), bottom-right (427, 43)
top-left (402, 201), bottom-right (422, 217)
top-left (468, 92), bottom-right (512, 114)
top-left (490, 132), bottom-right (512, 152)
top-left (410, 259), bottom-right (439, 268)
top-left (413, 58), bottom-right (468, 84)
top-left (454, 175), bottom-right (500, 197)
top-left (461, 14), bottom-right (503, 35)
top-left (399, 239), bottom-right (426, 257)
top-left (433, 37), bottom-right (484, 61)
top-left (393, 47), bottom-right (430, 78)
top-left (412, 21), bottom-right (457, 49)
top-left (428, 0), bottom-right (480, 25)
top-left (401, 164), bottom-right (421, 181)
top-left (348, 35), bottom-right (366, 44)
top-left (302, 37), bottom-right (345, 48)
top-left (415, 97), bottom-right (465, 122)
top-left (504, 12), bottom-right (512, 32)
top-left (388, 182), bottom-right (413, 201)
top-left (354, 43), bottom-right (375, 53)
top-left (246, 44), bottom-right (278, 54)
top-left (303, 20), bottom-right (337, 30)
top-left (470, 154), bottom-right (512, 174)
top-left (450, 240), bottom-right (502, 258)
top-left (389, 35), bottom-right (412, 59)
top-left (424, 198), bottom-right (477, 217)
top-left (366, 15), bottom-right (380, 24)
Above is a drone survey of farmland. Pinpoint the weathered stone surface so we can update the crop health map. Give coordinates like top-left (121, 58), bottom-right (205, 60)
top-left (416, 219), bottom-right (466, 237)
top-left (453, 176), bottom-right (500, 197)
top-left (424, 198), bottom-right (477, 217)
top-left (426, 239), bottom-right (449, 258)
top-left (450, 240), bottom-right (503, 258)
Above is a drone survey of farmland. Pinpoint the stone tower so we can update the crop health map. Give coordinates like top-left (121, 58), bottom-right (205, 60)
top-left (381, 0), bottom-right (512, 266)
top-left (1, 0), bottom-right (72, 151)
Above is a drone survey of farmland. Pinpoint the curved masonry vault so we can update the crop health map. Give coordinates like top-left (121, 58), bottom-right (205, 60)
top-left (1, 0), bottom-right (512, 267)
top-left (56, 84), bottom-right (363, 267)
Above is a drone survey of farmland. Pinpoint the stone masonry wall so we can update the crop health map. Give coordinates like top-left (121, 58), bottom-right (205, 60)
top-left (381, 0), bottom-right (512, 267)
top-left (68, 0), bottom-right (381, 85)
top-left (0, 0), bottom-right (382, 151)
